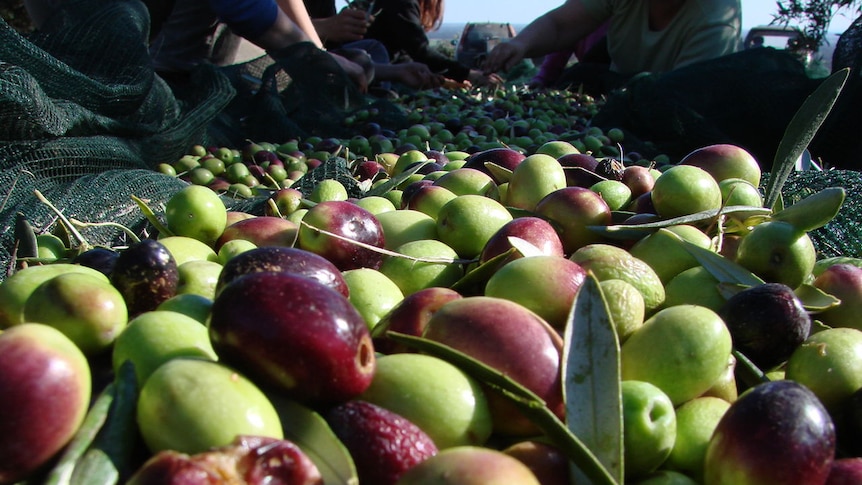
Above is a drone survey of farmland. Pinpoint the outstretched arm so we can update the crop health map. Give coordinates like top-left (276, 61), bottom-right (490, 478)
top-left (274, 0), bottom-right (325, 47)
top-left (210, 0), bottom-right (368, 90)
top-left (483, 0), bottom-right (605, 73)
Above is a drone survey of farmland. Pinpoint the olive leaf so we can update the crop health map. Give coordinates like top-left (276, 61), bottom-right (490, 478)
top-left (13, 212), bottom-right (39, 260)
top-left (268, 395), bottom-right (359, 485)
top-left (44, 361), bottom-right (138, 485)
top-left (589, 206), bottom-right (770, 240)
top-left (448, 249), bottom-right (510, 296)
top-left (732, 349), bottom-right (770, 390)
top-left (771, 186), bottom-right (845, 232)
top-left (364, 160), bottom-right (433, 197)
top-left (764, 68), bottom-right (849, 209)
top-left (562, 274), bottom-right (623, 484)
top-left (130, 194), bottom-right (173, 238)
top-left (794, 283), bottom-right (841, 312)
top-left (675, 235), bottom-right (764, 287)
top-left (484, 162), bottom-right (514, 184)
top-left (386, 332), bottom-right (619, 485)
top-left (69, 360), bottom-right (140, 485)
top-left (507, 236), bottom-right (546, 258)
top-left (43, 383), bottom-right (116, 485)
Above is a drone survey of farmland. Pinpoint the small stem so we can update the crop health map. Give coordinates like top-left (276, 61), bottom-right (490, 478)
top-left (33, 190), bottom-right (90, 251)
top-left (68, 219), bottom-right (141, 244)
top-left (130, 195), bottom-right (173, 237)
top-left (299, 220), bottom-right (476, 264)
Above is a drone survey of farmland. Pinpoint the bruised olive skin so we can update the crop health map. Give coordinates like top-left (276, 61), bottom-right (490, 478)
top-left (718, 282), bottom-right (811, 370)
top-left (110, 239), bottom-right (178, 317)
top-left (594, 158), bottom-right (625, 181)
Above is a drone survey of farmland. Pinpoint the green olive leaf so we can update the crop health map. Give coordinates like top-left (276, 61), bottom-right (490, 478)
top-left (810, 319), bottom-right (832, 335)
top-left (732, 349), bottom-right (770, 390)
top-left (43, 382), bottom-right (117, 485)
top-left (563, 166), bottom-right (604, 186)
top-left (764, 68), bottom-right (849, 209)
top-left (68, 360), bottom-right (139, 485)
top-left (610, 211), bottom-right (637, 224)
top-left (675, 236), bottom-right (764, 287)
top-left (448, 250), bottom-right (508, 296)
top-left (794, 283), bottom-right (841, 312)
top-left (771, 187), bottom-right (845, 232)
top-left (364, 160), bottom-right (432, 197)
top-left (589, 206), bottom-right (771, 240)
top-left (562, 274), bottom-right (623, 485)
top-left (507, 236), bottom-right (545, 258)
top-left (131, 194), bottom-right (173, 237)
top-left (484, 162), bottom-right (514, 184)
top-left (716, 282), bottom-right (750, 301)
top-left (268, 395), bottom-right (359, 485)
top-left (386, 332), bottom-right (619, 485)
top-left (42, 361), bottom-right (138, 485)
top-left (67, 449), bottom-right (117, 485)
top-left (506, 206), bottom-right (537, 219)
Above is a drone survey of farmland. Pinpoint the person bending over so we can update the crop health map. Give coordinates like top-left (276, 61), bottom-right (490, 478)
top-left (485, 0), bottom-right (741, 95)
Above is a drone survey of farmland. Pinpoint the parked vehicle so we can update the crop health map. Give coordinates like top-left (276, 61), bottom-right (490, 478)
top-left (455, 22), bottom-right (517, 69)
top-left (743, 25), bottom-right (834, 76)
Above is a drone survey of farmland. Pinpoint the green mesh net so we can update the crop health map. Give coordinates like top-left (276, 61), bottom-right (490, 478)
top-left (590, 48), bottom-right (825, 171)
top-left (213, 43), bottom-right (407, 146)
top-left (0, 0), bottom-right (397, 276)
top-left (771, 170), bottom-right (862, 260)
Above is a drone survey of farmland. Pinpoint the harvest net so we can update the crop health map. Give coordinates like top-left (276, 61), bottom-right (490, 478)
top-left (0, 0), bottom-right (396, 275)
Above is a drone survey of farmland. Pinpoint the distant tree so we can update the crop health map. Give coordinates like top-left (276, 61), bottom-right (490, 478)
top-left (773, 0), bottom-right (862, 49)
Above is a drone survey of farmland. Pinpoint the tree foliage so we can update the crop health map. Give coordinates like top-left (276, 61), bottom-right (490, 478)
top-left (773, 0), bottom-right (862, 48)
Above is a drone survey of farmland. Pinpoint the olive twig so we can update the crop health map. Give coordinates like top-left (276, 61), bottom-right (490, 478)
top-left (130, 195), bottom-right (173, 237)
top-left (33, 189), bottom-right (90, 253)
top-left (67, 219), bottom-right (141, 244)
top-left (298, 220), bottom-right (476, 265)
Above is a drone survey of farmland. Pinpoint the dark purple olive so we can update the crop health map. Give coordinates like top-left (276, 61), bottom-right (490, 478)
top-left (73, 247), bottom-right (120, 276)
top-left (705, 379), bottom-right (835, 484)
top-left (216, 246), bottom-right (348, 297)
top-left (718, 282), bottom-right (811, 370)
top-left (109, 239), bottom-right (178, 317)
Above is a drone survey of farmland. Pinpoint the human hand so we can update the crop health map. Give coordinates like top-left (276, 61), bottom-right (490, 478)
top-left (391, 62), bottom-right (444, 90)
top-left (482, 40), bottom-right (527, 74)
top-left (329, 52), bottom-right (369, 92)
top-left (467, 69), bottom-right (504, 87)
top-left (316, 8), bottom-right (374, 44)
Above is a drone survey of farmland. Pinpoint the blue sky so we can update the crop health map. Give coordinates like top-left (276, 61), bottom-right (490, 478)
top-left (337, 1), bottom-right (857, 32)
top-left (440, 1), bottom-right (855, 31)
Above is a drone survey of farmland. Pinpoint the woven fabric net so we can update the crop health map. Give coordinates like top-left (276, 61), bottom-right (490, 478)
top-left (590, 47), bottom-right (825, 171)
top-left (0, 0), bottom-right (402, 277)
top-left (771, 170), bottom-right (862, 260)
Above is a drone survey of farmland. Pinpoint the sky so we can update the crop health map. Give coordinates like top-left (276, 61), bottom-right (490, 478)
top-left (336, 1), bottom-right (857, 32)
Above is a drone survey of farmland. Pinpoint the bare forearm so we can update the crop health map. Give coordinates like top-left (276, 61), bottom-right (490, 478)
top-left (516, 1), bottom-right (601, 58)
top-left (247, 8), bottom-right (313, 50)
top-left (275, 0), bottom-right (324, 47)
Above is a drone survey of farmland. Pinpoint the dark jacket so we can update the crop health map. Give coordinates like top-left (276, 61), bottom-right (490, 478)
top-left (364, 0), bottom-right (470, 81)
top-left (302, 0), bottom-right (336, 20)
